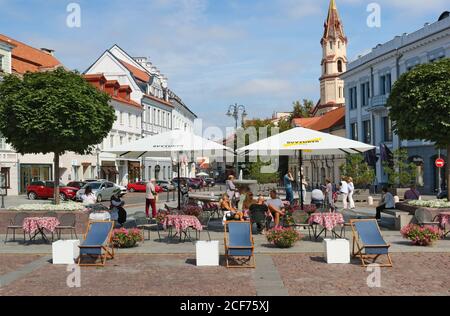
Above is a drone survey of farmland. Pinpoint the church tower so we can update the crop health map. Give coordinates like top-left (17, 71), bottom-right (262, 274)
top-left (315, 0), bottom-right (347, 116)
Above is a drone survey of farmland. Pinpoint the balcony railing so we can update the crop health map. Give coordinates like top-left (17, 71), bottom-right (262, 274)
top-left (368, 94), bottom-right (389, 111)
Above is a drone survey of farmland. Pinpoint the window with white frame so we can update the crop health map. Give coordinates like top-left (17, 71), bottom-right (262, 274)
top-left (0, 55), bottom-right (4, 72)
top-left (129, 114), bottom-right (133, 127)
top-left (120, 111), bottom-right (124, 125)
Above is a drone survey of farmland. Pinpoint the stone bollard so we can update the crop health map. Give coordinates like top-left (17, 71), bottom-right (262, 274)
top-left (394, 196), bottom-right (400, 203)
top-left (368, 196), bottom-right (374, 206)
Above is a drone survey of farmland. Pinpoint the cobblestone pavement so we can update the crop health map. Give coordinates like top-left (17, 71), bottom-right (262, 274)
top-left (273, 253), bottom-right (450, 296)
top-left (0, 254), bottom-right (44, 275)
top-left (1, 252), bottom-right (449, 296)
top-left (0, 254), bottom-right (256, 296)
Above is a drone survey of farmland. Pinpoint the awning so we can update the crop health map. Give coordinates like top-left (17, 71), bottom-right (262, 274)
top-left (101, 166), bottom-right (119, 175)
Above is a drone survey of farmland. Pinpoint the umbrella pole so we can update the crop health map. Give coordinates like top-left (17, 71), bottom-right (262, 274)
top-left (299, 150), bottom-right (304, 210)
top-left (177, 152), bottom-right (181, 210)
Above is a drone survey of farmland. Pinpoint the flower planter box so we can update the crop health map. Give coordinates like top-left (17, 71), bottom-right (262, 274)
top-left (323, 239), bottom-right (350, 264)
top-left (52, 240), bottom-right (80, 264)
top-left (196, 241), bottom-right (219, 266)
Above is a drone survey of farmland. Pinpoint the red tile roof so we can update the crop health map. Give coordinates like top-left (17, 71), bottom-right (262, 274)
top-left (0, 33), bottom-right (62, 74)
top-left (83, 74), bottom-right (142, 110)
top-left (292, 106), bottom-right (345, 131)
top-left (119, 60), bottom-right (150, 82)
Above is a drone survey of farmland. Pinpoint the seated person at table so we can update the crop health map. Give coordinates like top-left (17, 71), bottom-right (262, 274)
top-left (242, 191), bottom-right (257, 211)
top-left (249, 196), bottom-right (271, 232)
top-left (404, 184), bottom-right (421, 201)
top-left (311, 188), bottom-right (325, 208)
top-left (220, 193), bottom-right (236, 212)
top-left (236, 186), bottom-right (249, 210)
top-left (265, 190), bottom-right (286, 227)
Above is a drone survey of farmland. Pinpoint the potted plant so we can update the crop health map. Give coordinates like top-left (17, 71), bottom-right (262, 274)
top-left (400, 224), bottom-right (442, 246)
top-left (303, 204), bottom-right (317, 215)
top-left (266, 226), bottom-right (302, 248)
top-left (112, 228), bottom-right (144, 248)
top-left (183, 204), bottom-right (202, 217)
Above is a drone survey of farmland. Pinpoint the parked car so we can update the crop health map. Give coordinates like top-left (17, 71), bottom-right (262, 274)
top-left (204, 178), bottom-right (215, 187)
top-left (156, 180), bottom-right (175, 192)
top-left (27, 181), bottom-right (79, 201)
top-left (189, 178), bottom-right (204, 189)
top-left (127, 181), bottom-right (146, 192)
top-left (437, 190), bottom-right (448, 199)
top-left (66, 181), bottom-right (87, 190)
top-left (76, 181), bottom-right (125, 203)
top-left (172, 177), bottom-right (199, 189)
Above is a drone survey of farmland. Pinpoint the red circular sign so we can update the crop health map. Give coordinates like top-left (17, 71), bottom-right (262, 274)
top-left (435, 158), bottom-right (445, 168)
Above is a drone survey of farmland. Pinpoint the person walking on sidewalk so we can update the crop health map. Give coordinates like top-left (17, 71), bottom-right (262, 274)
top-left (347, 177), bottom-right (355, 209)
top-left (284, 170), bottom-right (294, 205)
top-left (340, 176), bottom-right (349, 210)
top-left (145, 179), bottom-right (158, 219)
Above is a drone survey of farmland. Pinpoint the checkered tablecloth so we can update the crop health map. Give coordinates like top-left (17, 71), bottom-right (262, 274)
top-left (23, 217), bottom-right (60, 234)
top-left (163, 215), bottom-right (203, 234)
top-left (308, 212), bottom-right (344, 231)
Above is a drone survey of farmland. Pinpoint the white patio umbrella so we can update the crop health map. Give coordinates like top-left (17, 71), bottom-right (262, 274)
top-left (196, 172), bottom-right (209, 177)
top-left (236, 127), bottom-right (375, 208)
top-left (105, 129), bottom-right (233, 209)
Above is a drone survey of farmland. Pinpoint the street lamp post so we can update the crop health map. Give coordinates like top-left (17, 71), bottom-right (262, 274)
top-left (96, 146), bottom-right (101, 180)
top-left (226, 103), bottom-right (247, 177)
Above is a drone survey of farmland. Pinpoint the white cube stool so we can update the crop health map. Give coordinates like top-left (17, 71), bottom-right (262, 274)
top-left (52, 240), bottom-right (80, 265)
top-left (323, 239), bottom-right (350, 264)
top-left (196, 241), bottom-right (219, 266)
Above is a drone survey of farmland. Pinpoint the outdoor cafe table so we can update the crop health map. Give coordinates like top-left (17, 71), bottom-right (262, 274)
top-left (22, 217), bottom-right (60, 243)
top-left (163, 214), bottom-right (203, 242)
top-left (188, 194), bottom-right (221, 203)
top-left (308, 212), bottom-right (345, 241)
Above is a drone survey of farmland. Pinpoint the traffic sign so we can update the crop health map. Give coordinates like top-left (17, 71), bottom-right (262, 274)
top-left (435, 158), bottom-right (445, 168)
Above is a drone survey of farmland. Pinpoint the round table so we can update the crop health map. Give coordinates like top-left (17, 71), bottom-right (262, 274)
top-left (163, 215), bottom-right (202, 242)
top-left (23, 217), bottom-right (60, 243)
top-left (308, 212), bottom-right (345, 240)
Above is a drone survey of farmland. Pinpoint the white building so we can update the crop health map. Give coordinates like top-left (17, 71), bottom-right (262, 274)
top-left (342, 12), bottom-right (450, 193)
top-left (85, 45), bottom-right (196, 184)
top-left (0, 34), bottom-right (98, 195)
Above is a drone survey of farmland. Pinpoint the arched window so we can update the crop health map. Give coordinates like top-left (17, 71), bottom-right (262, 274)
top-left (337, 60), bottom-right (343, 73)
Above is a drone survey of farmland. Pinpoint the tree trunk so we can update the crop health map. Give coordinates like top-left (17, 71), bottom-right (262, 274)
top-left (54, 153), bottom-right (60, 205)
top-left (447, 144), bottom-right (450, 200)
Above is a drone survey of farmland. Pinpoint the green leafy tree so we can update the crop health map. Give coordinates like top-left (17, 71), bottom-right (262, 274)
top-left (248, 158), bottom-right (280, 184)
top-left (387, 58), bottom-right (450, 197)
top-left (290, 99), bottom-right (314, 120)
top-left (382, 149), bottom-right (417, 188)
top-left (339, 154), bottom-right (375, 188)
top-left (0, 68), bottom-right (115, 204)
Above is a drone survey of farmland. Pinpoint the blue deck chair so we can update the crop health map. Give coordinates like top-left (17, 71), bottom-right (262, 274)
top-left (78, 221), bottom-right (115, 267)
top-left (350, 219), bottom-right (393, 267)
top-left (224, 221), bottom-right (255, 268)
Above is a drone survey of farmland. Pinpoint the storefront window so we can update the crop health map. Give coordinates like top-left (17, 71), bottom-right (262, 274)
top-left (20, 164), bottom-right (52, 193)
top-left (1, 167), bottom-right (10, 188)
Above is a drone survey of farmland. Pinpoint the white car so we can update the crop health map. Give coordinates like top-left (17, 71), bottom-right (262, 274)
top-left (76, 181), bottom-right (126, 203)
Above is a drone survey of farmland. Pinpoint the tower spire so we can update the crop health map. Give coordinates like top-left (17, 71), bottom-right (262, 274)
top-left (322, 0), bottom-right (346, 44)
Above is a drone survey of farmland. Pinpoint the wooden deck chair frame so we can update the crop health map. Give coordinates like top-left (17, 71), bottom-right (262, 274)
top-left (78, 221), bottom-right (115, 267)
top-left (350, 219), bottom-right (393, 268)
top-left (224, 221), bottom-right (256, 269)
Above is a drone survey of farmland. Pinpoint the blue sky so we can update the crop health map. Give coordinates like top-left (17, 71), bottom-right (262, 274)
top-left (1, 0), bottom-right (448, 130)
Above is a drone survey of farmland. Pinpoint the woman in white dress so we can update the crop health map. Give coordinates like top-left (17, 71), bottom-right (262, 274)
top-left (347, 177), bottom-right (355, 209)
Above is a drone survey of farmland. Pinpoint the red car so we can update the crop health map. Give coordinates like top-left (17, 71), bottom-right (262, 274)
top-left (27, 181), bottom-right (79, 201)
top-left (127, 181), bottom-right (162, 193)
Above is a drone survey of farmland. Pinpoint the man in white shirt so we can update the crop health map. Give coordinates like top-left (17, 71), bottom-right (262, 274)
top-left (145, 179), bottom-right (157, 219)
top-left (340, 176), bottom-right (349, 210)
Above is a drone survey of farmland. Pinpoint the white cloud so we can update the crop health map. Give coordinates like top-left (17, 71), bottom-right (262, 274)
top-left (228, 79), bottom-right (296, 97)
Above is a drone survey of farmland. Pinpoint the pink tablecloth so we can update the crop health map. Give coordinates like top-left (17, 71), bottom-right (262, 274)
top-left (164, 215), bottom-right (203, 233)
top-left (437, 212), bottom-right (450, 228)
top-left (22, 217), bottom-right (60, 234)
top-left (308, 212), bottom-right (344, 231)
